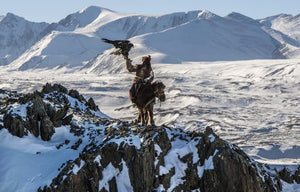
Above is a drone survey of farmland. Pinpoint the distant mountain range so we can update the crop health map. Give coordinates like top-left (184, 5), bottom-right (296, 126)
top-left (0, 6), bottom-right (299, 71)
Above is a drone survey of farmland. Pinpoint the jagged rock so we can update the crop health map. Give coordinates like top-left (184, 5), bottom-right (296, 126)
top-left (43, 97), bottom-right (73, 127)
top-left (87, 97), bottom-right (99, 111)
top-left (28, 94), bottom-right (48, 118)
top-left (40, 117), bottom-right (55, 141)
top-left (26, 94), bottom-right (55, 140)
top-left (53, 105), bottom-right (69, 121)
top-left (278, 167), bottom-right (294, 184)
top-left (41, 83), bottom-right (68, 94)
top-left (3, 113), bottom-right (26, 137)
top-left (1, 83), bottom-right (101, 141)
top-left (198, 127), bottom-right (266, 192)
top-left (294, 166), bottom-right (300, 184)
top-left (49, 105), bottom-right (70, 127)
top-left (28, 118), bottom-right (40, 137)
top-left (27, 95), bottom-right (45, 136)
top-left (68, 89), bottom-right (85, 102)
top-left (42, 126), bottom-right (280, 192)
top-left (62, 114), bottom-right (73, 125)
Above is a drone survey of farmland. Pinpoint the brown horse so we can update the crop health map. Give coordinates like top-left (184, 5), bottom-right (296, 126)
top-left (135, 81), bottom-right (166, 125)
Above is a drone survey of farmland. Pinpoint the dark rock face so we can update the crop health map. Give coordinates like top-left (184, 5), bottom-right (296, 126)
top-left (87, 97), bottom-right (99, 111)
top-left (26, 94), bottom-right (55, 141)
top-left (40, 125), bottom-right (281, 192)
top-left (295, 167), bottom-right (300, 184)
top-left (68, 89), bottom-right (85, 102)
top-left (41, 83), bottom-right (68, 94)
top-left (277, 166), bottom-right (300, 185)
top-left (40, 117), bottom-right (55, 141)
top-left (3, 113), bottom-right (26, 137)
top-left (198, 128), bottom-right (265, 192)
top-left (278, 167), bottom-right (294, 184)
top-left (1, 83), bottom-right (100, 141)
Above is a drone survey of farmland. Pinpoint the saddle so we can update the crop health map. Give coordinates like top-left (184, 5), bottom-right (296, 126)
top-left (129, 79), bottom-right (153, 104)
top-left (129, 79), bottom-right (143, 103)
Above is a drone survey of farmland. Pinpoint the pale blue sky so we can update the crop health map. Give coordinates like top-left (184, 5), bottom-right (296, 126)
top-left (0, 0), bottom-right (299, 23)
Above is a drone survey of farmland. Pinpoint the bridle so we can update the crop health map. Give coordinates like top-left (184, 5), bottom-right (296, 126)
top-left (143, 82), bottom-right (165, 109)
top-left (153, 82), bottom-right (165, 101)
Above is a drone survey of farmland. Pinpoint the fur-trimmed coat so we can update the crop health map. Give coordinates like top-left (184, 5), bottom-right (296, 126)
top-left (125, 59), bottom-right (154, 83)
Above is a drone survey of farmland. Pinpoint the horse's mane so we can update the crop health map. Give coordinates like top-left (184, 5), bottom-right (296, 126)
top-left (135, 81), bottom-right (165, 108)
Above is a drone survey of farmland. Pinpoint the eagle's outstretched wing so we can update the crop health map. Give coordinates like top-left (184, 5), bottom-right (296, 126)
top-left (102, 38), bottom-right (134, 58)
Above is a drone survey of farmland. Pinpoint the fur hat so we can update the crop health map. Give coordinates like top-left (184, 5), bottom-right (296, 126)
top-left (142, 55), bottom-right (151, 63)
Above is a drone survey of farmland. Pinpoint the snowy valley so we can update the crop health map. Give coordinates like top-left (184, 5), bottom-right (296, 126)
top-left (0, 6), bottom-right (300, 192)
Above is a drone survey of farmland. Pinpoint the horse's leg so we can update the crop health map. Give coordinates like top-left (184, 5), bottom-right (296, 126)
top-left (137, 111), bottom-right (141, 122)
top-left (138, 107), bottom-right (145, 125)
top-left (143, 108), bottom-right (149, 125)
top-left (148, 104), bottom-right (155, 126)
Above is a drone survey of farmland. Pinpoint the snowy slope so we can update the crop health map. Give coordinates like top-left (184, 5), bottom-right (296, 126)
top-left (0, 13), bottom-right (49, 66)
top-left (7, 7), bottom-right (118, 70)
top-left (4, 6), bottom-right (300, 71)
top-left (9, 7), bottom-right (204, 70)
top-left (259, 14), bottom-right (300, 59)
top-left (9, 31), bottom-right (105, 70)
top-left (260, 14), bottom-right (300, 42)
top-left (58, 6), bottom-right (114, 31)
top-left (140, 11), bottom-right (279, 61)
top-left (84, 10), bottom-right (282, 74)
top-left (0, 128), bottom-right (85, 192)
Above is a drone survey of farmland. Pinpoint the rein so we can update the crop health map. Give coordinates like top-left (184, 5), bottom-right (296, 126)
top-left (143, 86), bottom-right (163, 108)
top-left (154, 89), bottom-right (164, 99)
top-left (139, 82), bottom-right (165, 109)
top-left (144, 98), bottom-right (155, 108)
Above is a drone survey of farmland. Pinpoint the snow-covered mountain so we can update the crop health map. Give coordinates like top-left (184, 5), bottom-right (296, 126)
top-left (0, 13), bottom-right (49, 66)
top-left (82, 10), bottom-right (287, 74)
top-left (7, 7), bottom-right (204, 70)
top-left (1, 6), bottom-right (299, 71)
top-left (260, 14), bottom-right (300, 42)
top-left (258, 14), bottom-right (300, 59)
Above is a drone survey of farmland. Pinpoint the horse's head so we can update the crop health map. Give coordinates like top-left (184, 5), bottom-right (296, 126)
top-left (153, 81), bottom-right (166, 102)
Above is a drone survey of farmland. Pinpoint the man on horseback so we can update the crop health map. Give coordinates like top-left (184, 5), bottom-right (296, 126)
top-left (125, 55), bottom-right (154, 105)
top-left (102, 38), bottom-right (165, 125)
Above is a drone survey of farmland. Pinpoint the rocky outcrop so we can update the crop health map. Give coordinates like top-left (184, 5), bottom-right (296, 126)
top-left (3, 113), bottom-right (26, 137)
top-left (197, 128), bottom-right (277, 192)
top-left (1, 83), bottom-right (100, 141)
top-left (295, 167), bottom-right (300, 184)
top-left (277, 166), bottom-right (300, 185)
top-left (39, 124), bottom-right (281, 192)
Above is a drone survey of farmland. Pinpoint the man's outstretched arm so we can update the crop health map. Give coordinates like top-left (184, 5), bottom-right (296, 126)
top-left (125, 58), bottom-right (137, 72)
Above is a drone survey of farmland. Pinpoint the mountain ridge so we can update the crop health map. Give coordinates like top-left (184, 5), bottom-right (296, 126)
top-left (1, 6), bottom-right (299, 71)
top-left (0, 12), bottom-right (49, 66)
